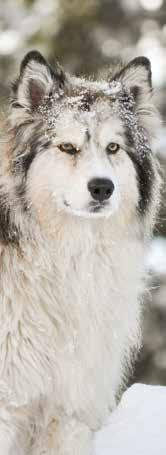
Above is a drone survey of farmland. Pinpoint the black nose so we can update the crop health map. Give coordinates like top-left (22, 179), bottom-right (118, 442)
top-left (88, 178), bottom-right (114, 202)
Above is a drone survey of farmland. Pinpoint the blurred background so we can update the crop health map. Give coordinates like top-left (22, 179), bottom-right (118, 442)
top-left (0, 0), bottom-right (166, 386)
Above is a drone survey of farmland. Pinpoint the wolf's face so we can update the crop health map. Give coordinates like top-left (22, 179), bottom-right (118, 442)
top-left (26, 100), bottom-right (139, 220)
top-left (6, 51), bottom-right (159, 236)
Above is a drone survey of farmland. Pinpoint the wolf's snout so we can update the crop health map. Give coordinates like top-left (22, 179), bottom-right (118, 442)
top-left (88, 178), bottom-right (114, 202)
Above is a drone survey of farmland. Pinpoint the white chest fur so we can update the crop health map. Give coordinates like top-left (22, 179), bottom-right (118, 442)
top-left (0, 216), bottom-right (145, 429)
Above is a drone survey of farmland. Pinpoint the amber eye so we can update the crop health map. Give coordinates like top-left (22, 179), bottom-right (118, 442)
top-left (58, 143), bottom-right (80, 155)
top-left (106, 143), bottom-right (120, 154)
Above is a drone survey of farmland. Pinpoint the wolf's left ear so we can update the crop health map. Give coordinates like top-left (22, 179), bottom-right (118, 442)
top-left (12, 50), bottom-right (66, 110)
top-left (114, 57), bottom-right (152, 103)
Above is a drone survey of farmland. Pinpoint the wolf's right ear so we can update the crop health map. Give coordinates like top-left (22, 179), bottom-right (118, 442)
top-left (11, 50), bottom-right (67, 110)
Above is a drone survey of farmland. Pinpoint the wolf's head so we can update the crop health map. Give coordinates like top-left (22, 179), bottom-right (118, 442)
top-left (0, 51), bottom-right (161, 243)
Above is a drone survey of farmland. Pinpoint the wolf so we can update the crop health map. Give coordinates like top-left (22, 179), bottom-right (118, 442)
top-left (0, 50), bottom-right (161, 454)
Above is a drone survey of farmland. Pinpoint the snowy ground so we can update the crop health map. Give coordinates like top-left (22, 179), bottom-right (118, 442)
top-left (95, 383), bottom-right (166, 455)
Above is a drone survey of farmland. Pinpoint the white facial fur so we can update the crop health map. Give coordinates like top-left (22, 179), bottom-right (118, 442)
top-left (27, 102), bottom-right (139, 223)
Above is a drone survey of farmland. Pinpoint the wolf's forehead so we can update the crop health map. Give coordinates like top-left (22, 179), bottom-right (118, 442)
top-left (40, 78), bottom-right (127, 142)
top-left (53, 106), bottom-right (124, 145)
top-left (70, 77), bottom-right (122, 97)
top-left (41, 78), bottom-right (123, 123)
top-left (66, 79), bottom-right (123, 113)
top-left (47, 90), bottom-right (123, 124)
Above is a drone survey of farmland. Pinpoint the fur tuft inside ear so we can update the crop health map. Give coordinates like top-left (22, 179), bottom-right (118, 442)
top-left (11, 50), bottom-right (66, 110)
top-left (114, 56), bottom-right (152, 103)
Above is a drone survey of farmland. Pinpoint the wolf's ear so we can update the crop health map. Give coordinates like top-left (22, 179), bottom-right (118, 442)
top-left (12, 50), bottom-right (66, 110)
top-left (114, 57), bottom-right (152, 103)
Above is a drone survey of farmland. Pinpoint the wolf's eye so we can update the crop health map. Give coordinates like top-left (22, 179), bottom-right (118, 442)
top-left (106, 143), bottom-right (120, 154)
top-left (58, 143), bottom-right (80, 155)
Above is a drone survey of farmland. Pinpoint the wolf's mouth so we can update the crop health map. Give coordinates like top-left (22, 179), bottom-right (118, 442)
top-left (89, 201), bottom-right (107, 213)
top-left (64, 200), bottom-right (107, 211)
top-left (63, 199), bottom-right (109, 217)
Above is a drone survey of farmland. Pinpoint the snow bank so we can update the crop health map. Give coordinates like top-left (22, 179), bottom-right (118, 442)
top-left (95, 383), bottom-right (166, 455)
